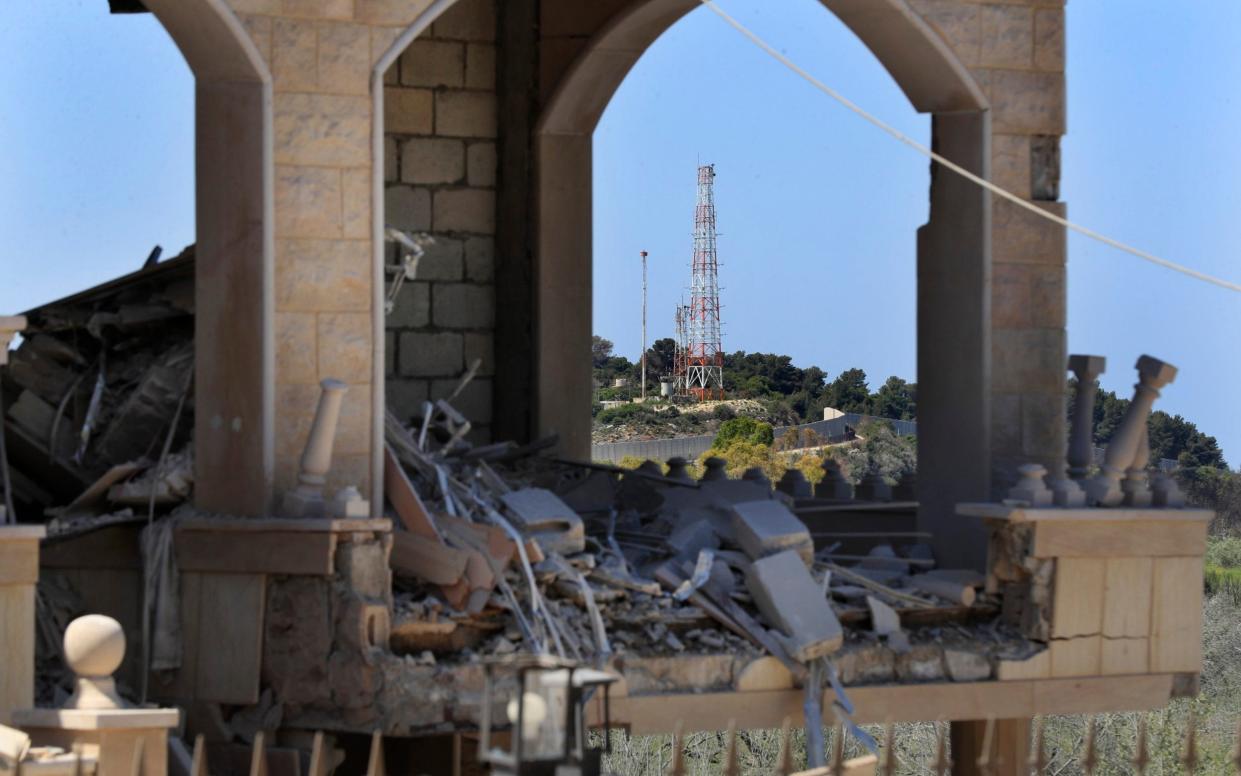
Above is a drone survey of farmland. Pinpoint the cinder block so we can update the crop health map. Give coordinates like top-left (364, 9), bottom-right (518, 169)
top-left (401, 137), bottom-right (466, 185)
top-left (387, 281), bottom-right (430, 329)
top-left (434, 188), bottom-right (496, 234)
top-left (400, 39), bottom-right (465, 88)
top-left (1034, 8), bottom-right (1065, 72)
top-left (746, 550), bottom-right (842, 662)
top-left (435, 90), bottom-right (497, 138)
top-left (465, 237), bottom-right (495, 281)
top-left (466, 43), bottom-right (496, 89)
top-left (386, 378), bottom-right (430, 421)
top-left (464, 332), bottom-right (494, 376)
top-left (467, 142), bottom-right (497, 187)
top-left (384, 87), bottom-right (433, 135)
top-left (432, 283), bottom-right (495, 329)
top-left (385, 185), bottom-right (432, 232)
top-left (416, 237), bottom-right (465, 281)
top-left (431, 377), bottom-right (494, 424)
top-left (399, 332), bottom-right (464, 377)
top-left (432, 0), bottom-right (497, 41)
top-left (384, 137), bottom-right (399, 183)
top-left (980, 4), bottom-right (1033, 69)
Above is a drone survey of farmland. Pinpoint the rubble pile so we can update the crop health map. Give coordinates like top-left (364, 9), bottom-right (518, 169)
top-left (382, 392), bottom-right (997, 677)
top-left (2, 250), bottom-right (194, 517)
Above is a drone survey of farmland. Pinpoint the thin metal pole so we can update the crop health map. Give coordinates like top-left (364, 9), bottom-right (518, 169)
top-left (640, 250), bottom-right (648, 402)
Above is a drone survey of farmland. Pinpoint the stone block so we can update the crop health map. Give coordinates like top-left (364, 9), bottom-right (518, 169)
top-left (384, 137), bottom-right (399, 183)
top-left (319, 23), bottom-right (371, 94)
top-left (430, 377), bottom-right (493, 424)
top-left (992, 198), bottom-right (1066, 265)
top-left (276, 165), bottom-right (342, 238)
top-left (387, 281), bottom-right (430, 328)
top-left (318, 313), bottom-right (372, 380)
top-left (342, 167), bottom-right (371, 239)
top-left (432, 283), bottom-right (494, 328)
top-left (991, 393), bottom-right (1023, 456)
top-left (746, 550), bottom-right (842, 662)
top-left (895, 644), bottom-right (946, 681)
top-left (275, 93), bottom-right (371, 167)
top-left (467, 142), bottom-right (497, 187)
top-left (432, 0), bottom-right (496, 41)
top-left (990, 69), bottom-right (1065, 134)
top-left (991, 327), bottom-right (1066, 395)
top-left (991, 133), bottom-right (1030, 199)
top-left (465, 236), bottom-right (495, 281)
top-left (980, 4), bottom-right (1032, 69)
top-left (356, 0), bottom-right (430, 26)
top-left (276, 238), bottom-right (371, 312)
top-left (731, 500), bottom-right (813, 565)
top-left (401, 137), bottom-right (466, 184)
top-left (1021, 392), bottom-right (1065, 460)
top-left (992, 262), bottom-right (1065, 329)
top-left (336, 541), bottom-right (391, 599)
top-left (1034, 8), bottom-right (1065, 72)
top-left (276, 312), bottom-right (318, 385)
top-left (272, 18), bottom-right (317, 92)
top-left (909, 0), bottom-right (979, 66)
top-left (400, 39), bottom-right (465, 88)
top-left (335, 386), bottom-right (372, 457)
top-left (385, 185), bottom-right (432, 232)
top-left (435, 90), bottom-right (497, 138)
top-left (281, 0), bottom-right (352, 19)
top-left (466, 43), bottom-right (496, 89)
top-left (373, 24), bottom-right (404, 71)
top-left (464, 332), bottom-right (494, 376)
top-left (417, 237), bottom-right (465, 280)
top-left (239, 14), bottom-right (272, 64)
top-left (386, 378), bottom-right (430, 421)
top-left (944, 648), bottom-right (991, 682)
top-left (231, 0), bottom-right (281, 13)
top-left (399, 331), bottom-right (463, 377)
top-left (434, 188), bottom-right (495, 233)
top-left (384, 87), bottom-right (433, 135)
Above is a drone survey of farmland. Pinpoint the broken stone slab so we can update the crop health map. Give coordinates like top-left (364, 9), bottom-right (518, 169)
top-left (944, 648), bottom-right (992, 682)
top-left (866, 596), bottom-right (901, 636)
top-left (499, 488), bottom-right (586, 556)
top-left (745, 550), bottom-right (843, 662)
top-left (730, 500), bottom-right (813, 565)
top-left (666, 518), bottom-right (719, 559)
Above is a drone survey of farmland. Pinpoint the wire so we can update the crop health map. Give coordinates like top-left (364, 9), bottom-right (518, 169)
top-left (698, 0), bottom-right (1241, 294)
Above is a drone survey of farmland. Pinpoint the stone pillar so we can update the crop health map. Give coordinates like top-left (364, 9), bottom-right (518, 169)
top-left (1066, 354), bottom-right (1106, 479)
top-left (1085, 356), bottom-right (1176, 506)
top-left (0, 525), bottom-right (42, 724)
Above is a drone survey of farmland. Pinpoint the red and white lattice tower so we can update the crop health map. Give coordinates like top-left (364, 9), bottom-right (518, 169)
top-left (685, 164), bottom-right (724, 400)
top-left (673, 302), bottom-right (690, 397)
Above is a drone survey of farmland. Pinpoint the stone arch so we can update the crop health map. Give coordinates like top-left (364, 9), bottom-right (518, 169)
top-left (535, 0), bottom-right (993, 566)
top-left (143, 0), bottom-right (275, 514)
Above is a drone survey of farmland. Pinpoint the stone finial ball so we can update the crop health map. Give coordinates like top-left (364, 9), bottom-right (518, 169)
top-left (63, 615), bottom-right (126, 678)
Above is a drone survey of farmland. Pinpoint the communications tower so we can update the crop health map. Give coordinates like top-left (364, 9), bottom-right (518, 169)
top-left (685, 164), bottom-right (724, 400)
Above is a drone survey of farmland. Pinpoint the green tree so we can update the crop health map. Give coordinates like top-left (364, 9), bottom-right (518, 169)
top-left (591, 335), bottom-right (614, 368)
top-left (824, 368), bottom-right (870, 414)
top-left (869, 375), bottom-right (917, 420)
top-left (712, 417), bottom-right (774, 449)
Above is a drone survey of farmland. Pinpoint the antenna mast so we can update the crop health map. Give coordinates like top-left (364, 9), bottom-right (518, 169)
top-left (685, 164), bottom-right (724, 400)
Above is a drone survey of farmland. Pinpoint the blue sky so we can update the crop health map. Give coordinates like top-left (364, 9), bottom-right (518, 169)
top-left (1, 1), bottom-right (1238, 462)
top-left (594, 0), bottom-right (1241, 462)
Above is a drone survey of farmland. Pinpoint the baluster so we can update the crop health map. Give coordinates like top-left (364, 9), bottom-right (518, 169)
top-left (1122, 424), bottom-right (1153, 507)
top-left (1067, 355), bottom-right (1106, 479)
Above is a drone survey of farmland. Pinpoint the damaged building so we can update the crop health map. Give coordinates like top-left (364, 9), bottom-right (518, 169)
top-left (0, 1), bottom-right (1217, 774)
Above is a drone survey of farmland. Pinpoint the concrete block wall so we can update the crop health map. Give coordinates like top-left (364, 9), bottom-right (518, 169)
top-left (909, 0), bottom-right (1068, 492)
top-left (383, 0), bottom-right (498, 444)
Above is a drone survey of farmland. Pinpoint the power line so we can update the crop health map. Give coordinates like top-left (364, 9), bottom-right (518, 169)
top-left (698, 0), bottom-right (1241, 294)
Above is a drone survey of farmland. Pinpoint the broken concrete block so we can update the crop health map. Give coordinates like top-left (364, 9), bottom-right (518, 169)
top-left (667, 518), bottom-right (719, 559)
top-left (731, 500), bottom-right (813, 565)
top-left (745, 550), bottom-right (842, 662)
top-left (500, 488), bottom-right (585, 555)
top-left (866, 596), bottom-right (901, 636)
top-left (776, 469), bottom-right (812, 499)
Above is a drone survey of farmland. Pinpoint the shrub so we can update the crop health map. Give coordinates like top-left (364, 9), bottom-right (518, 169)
top-left (712, 416), bottom-right (774, 449)
top-left (597, 403), bottom-right (651, 425)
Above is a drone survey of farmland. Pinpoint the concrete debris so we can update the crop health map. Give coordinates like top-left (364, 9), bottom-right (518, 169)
top-left (500, 488), bottom-right (586, 556)
top-left (731, 499), bottom-right (814, 565)
top-left (746, 550), bottom-right (843, 662)
top-left (866, 596), bottom-right (902, 637)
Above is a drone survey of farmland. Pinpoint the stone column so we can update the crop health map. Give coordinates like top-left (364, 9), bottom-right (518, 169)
top-left (1085, 356), bottom-right (1176, 506)
top-left (1066, 355), bottom-right (1105, 479)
